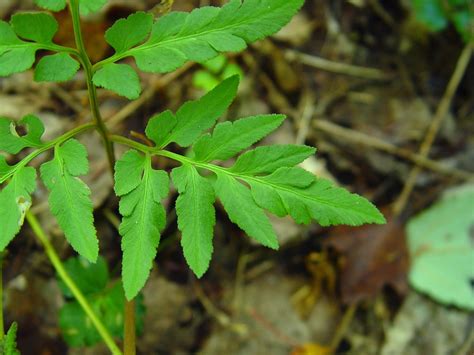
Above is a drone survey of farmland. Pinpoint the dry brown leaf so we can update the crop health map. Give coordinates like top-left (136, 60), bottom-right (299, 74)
top-left (323, 214), bottom-right (409, 304)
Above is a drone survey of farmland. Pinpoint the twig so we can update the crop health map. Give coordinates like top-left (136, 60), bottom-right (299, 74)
top-left (329, 303), bottom-right (357, 351)
top-left (285, 49), bottom-right (392, 80)
top-left (313, 119), bottom-right (474, 181)
top-left (232, 253), bottom-right (250, 313)
top-left (455, 324), bottom-right (474, 355)
top-left (295, 92), bottom-right (316, 145)
top-left (193, 282), bottom-right (247, 336)
top-left (392, 43), bottom-right (473, 216)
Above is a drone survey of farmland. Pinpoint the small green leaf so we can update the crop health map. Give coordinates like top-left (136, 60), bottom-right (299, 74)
top-left (41, 139), bottom-right (99, 262)
top-left (0, 47), bottom-right (36, 77)
top-left (11, 12), bottom-right (58, 44)
top-left (134, 46), bottom-right (187, 74)
top-left (193, 114), bottom-right (285, 162)
top-left (0, 21), bottom-right (22, 46)
top-left (158, 75), bottom-right (239, 148)
top-left (0, 21), bottom-right (37, 77)
top-left (60, 284), bottom-right (145, 347)
top-left (58, 256), bottom-right (146, 347)
top-left (34, 0), bottom-right (107, 14)
top-left (411, 0), bottom-right (449, 31)
top-left (0, 322), bottom-right (20, 355)
top-left (105, 11), bottom-right (153, 54)
top-left (121, 0), bottom-right (305, 73)
top-left (452, 9), bottom-right (472, 42)
top-left (58, 257), bottom-right (109, 298)
top-left (248, 174), bottom-right (386, 226)
top-left (0, 167), bottom-right (36, 251)
top-left (34, 0), bottom-right (67, 11)
top-left (115, 152), bottom-right (170, 300)
top-left (407, 184), bottom-right (474, 310)
top-left (145, 110), bottom-right (177, 148)
top-left (202, 55), bottom-right (227, 74)
top-left (192, 70), bottom-right (220, 91)
top-left (0, 156), bottom-right (14, 180)
top-left (172, 164), bottom-right (216, 277)
top-left (0, 115), bottom-right (45, 154)
top-left (260, 167), bottom-right (315, 188)
top-left (35, 53), bottom-right (80, 82)
top-left (215, 172), bottom-right (279, 249)
top-left (80, 0), bottom-right (108, 15)
top-left (93, 63), bottom-right (141, 100)
top-left (230, 145), bottom-right (316, 175)
top-left (114, 150), bottom-right (146, 196)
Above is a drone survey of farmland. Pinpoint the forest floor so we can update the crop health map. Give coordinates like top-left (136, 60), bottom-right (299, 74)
top-left (1, 0), bottom-right (473, 354)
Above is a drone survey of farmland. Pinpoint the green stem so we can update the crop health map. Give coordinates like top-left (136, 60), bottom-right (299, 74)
top-left (68, 0), bottom-right (116, 174)
top-left (108, 135), bottom-right (226, 174)
top-left (124, 300), bottom-right (136, 355)
top-left (0, 123), bottom-right (95, 184)
top-left (109, 135), bottom-right (155, 154)
top-left (25, 212), bottom-right (123, 355)
top-left (68, 3), bottom-right (139, 353)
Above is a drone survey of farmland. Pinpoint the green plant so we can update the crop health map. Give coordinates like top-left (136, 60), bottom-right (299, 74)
top-left (411, 0), bottom-right (473, 42)
top-left (0, 323), bottom-right (19, 355)
top-left (58, 256), bottom-right (145, 347)
top-left (192, 54), bottom-right (243, 91)
top-left (0, 0), bottom-right (385, 353)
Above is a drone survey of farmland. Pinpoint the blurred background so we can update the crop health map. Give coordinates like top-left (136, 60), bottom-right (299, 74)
top-left (1, 0), bottom-right (473, 354)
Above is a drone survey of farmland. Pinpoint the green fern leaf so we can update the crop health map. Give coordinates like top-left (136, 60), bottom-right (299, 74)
top-left (40, 139), bottom-right (99, 262)
top-left (79, 0), bottom-right (107, 15)
top-left (115, 150), bottom-right (170, 300)
top-left (35, 53), bottom-right (80, 82)
top-left (105, 11), bottom-right (153, 54)
top-left (193, 114), bottom-right (285, 162)
top-left (100, 0), bottom-right (304, 73)
top-left (1, 322), bottom-right (20, 355)
top-left (247, 171), bottom-right (386, 226)
top-left (93, 63), bottom-right (141, 99)
top-left (230, 145), bottom-right (316, 175)
top-left (34, 0), bottom-right (67, 11)
top-left (0, 157), bottom-right (14, 180)
top-left (0, 115), bottom-right (45, 154)
top-left (215, 172), bottom-right (279, 249)
top-left (0, 15), bottom-right (58, 77)
top-left (172, 164), bottom-right (216, 277)
top-left (0, 167), bottom-right (36, 251)
top-left (11, 12), bottom-right (58, 44)
top-left (145, 75), bottom-right (239, 148)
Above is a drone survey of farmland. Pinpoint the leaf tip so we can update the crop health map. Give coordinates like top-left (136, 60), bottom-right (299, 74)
top-left (373, 210), bottom-right (387, 225)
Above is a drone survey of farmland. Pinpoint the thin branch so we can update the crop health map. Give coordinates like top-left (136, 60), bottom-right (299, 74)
top-left (313, 119), bottom-right (474, 181)
top-left (285, 49), bottom-right (392, 80)
top-left (392, 43), bottom-right (473, 215)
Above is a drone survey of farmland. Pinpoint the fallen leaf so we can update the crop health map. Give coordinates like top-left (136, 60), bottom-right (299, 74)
top-left (323, 213), bottom-right (409, 304)
top-left (406, 184), bottom-right (474, 310)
